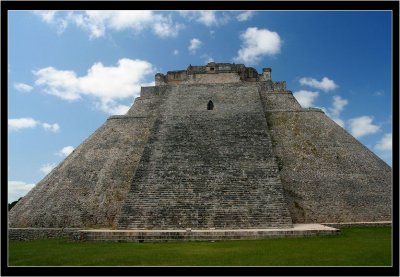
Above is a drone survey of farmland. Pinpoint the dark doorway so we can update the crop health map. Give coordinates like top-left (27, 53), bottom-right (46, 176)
top-left (207, 100), bottom-right (214, 110)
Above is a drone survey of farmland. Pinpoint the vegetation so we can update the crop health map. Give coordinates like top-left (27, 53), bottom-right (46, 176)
top-left (8, 197), bottom-right (22, 211)
top-left (8, 227), bottom-right (391, 266)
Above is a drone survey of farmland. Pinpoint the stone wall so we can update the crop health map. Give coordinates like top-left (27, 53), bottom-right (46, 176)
top-left (323, 222), bottom-right (391, 228)
top-left (9, 94), bottom-right (162, 228)
top-left (76, 226), bottom-right (339, 242)
top-left (117, 83), bottom-right (293, 229)
top-left (9, 63), bottom-right (392, 233)
top-left (261, 92), bottom-right (302, 111)
top-left (264, 109), bottom-right (392, 223)
top-left (9, 228), bottom-right (80, 240)
top-left (184, 72), bottom-right (241, 84)
top-left (155, 63), bottom-right (261, 86)
top-left (273, 81), bottom-right (287, 91)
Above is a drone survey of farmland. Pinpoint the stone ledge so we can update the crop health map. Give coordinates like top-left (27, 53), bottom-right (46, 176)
top-left (322, 221), bottom-right (392, 228)
top-left (13, 222), bottom-right (391, 241)
top-left (107, 115), bottom-right (148, 120)
top-left (74, 224), bottom-right (340, 242)
top-left (9, 228), bottom-right (81, 241)
top-left (266, 92), bottom-right (293, 95)
top-left (267, 108), bottom-right (324, 113)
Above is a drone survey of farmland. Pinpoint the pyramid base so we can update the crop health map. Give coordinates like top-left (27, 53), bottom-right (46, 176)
top-left (73, 224), bottom-right (339, 242)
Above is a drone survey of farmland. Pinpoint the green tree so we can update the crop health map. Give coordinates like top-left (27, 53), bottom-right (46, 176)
top-left (8, 197), bottom-right (22, 211)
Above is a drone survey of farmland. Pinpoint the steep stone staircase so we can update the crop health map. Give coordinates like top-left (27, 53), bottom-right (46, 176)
top-left (117, 83), bottom-right (293, 229)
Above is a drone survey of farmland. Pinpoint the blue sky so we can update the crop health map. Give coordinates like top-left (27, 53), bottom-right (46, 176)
top-left (8, 10), bottom-right (393, 202)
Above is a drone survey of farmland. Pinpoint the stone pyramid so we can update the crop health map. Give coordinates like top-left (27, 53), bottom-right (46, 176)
top-left (9, 63), bottom-right (391, 231)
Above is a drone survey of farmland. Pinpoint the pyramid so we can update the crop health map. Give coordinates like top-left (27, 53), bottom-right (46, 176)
top-left (9, 63), bottom-right (391, 231)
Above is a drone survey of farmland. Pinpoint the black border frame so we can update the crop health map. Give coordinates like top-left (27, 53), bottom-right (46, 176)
top-left (1, 1), bottom-right (398, 276)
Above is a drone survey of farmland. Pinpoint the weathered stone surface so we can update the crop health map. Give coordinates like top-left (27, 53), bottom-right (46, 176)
top-left (156, 62), bottom-right (260, 86)
top-left (117, 83), bottom-right (292, 229)
top-left (9, 62), bottom-right (392, 235)
top-left (9, 228), bottom-right (80, 240)
top-left (9, 115), bottom-right (159, 228)
top-left (264, 110), bottom-right (392, 223)
top-left (75, 224), bottom-right (340, 242)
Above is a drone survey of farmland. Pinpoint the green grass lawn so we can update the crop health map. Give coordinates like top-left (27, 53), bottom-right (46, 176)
top-left (8, 227), bottom-right (391, 266)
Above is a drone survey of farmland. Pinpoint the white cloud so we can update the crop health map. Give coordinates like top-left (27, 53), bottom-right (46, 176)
top-left (96, 10), bottom-right (153, 30)
top-left (8, 118), bottom-right (39, 131)
top-left (196, 11), bottom-right (218, 26)
top-left (35, 11), bottom-right (183, 39)
top-left (76, 59), bottom-right (153, 101)
top-left (375, 133), bottom-right (392, 151)
top-left (237, 11), bottom-right (255, 22)
top-left (34, 58), bottom-right (154, 115)
top-left (58, 146), bottom-right (75, 157)
top-left (299, 77), bottom-right (338, 92)
top-left (14, 83), bottom-right (33, 92)
top-left (152, 16), bottom-right (184, 38)
top-left (201, 54), bottom-right (214, 64)
top-left (109, 105), bottom-right (130, 115)
top-left (42, 122), bottom-right (60, 133)
top-left (96, 101), bottom-right (131, 115)
top-left (233, 27), bottom-right (282, 65)
top-left (173, 49), bottom-right (179, 55)
top-left (70, 11), bottom-right (151, 37)
top-left (9, 118), bottom-right (60, 132)
top-left (332, 118), bottom-right (345, 128)
top-left (373, 90), bottom-right (384, 96)
top-left (188, 38), bottom-right (202, 54)
top-left (142, 80), bottom-right (156, 87)
top-left (197, 11), bottom-right (218, 26)
top-left (329, 95), bottom-right (348, 117)
top-left (8, 181), bottom-right (36, 203)
top-left (293, 90), bottom-right (319, 108)
top-left (34, 10), bottom-right (58, 23)
top-left (34, 67), bottom-right (81, 101)
top-left (34, 10), bottom-right (68, 34)
top-left (348, 116), bottom-right (380, 138)
top-left (68, 12), bottom-right (105, 38)
top-left (317, 95), bottom-right (348, 128)
top-left (40, 163), bottom-right (57, 175)
top-left (179, 11), bottom-right (229, 27)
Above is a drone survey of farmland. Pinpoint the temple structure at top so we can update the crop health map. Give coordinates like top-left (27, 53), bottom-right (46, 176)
top-left (155, 62), bottom-right (273, 86)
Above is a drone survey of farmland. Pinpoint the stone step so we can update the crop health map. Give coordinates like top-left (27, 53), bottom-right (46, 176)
top-left (117, 84), bottom-right (293, 229)
top-left (75, 224), bottom-right (340, 242)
